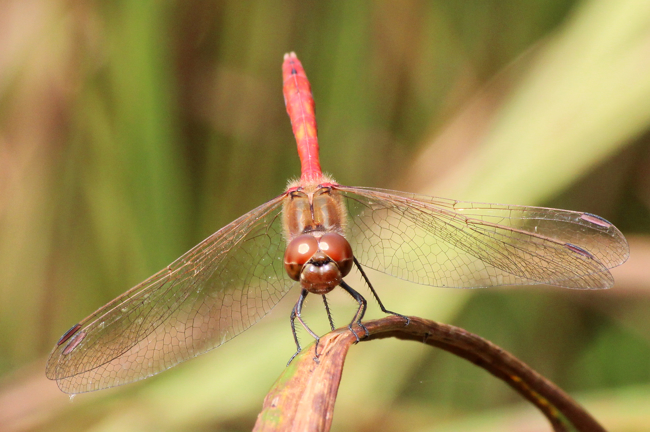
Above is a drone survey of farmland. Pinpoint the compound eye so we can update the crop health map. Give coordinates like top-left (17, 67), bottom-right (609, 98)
top-left (284, 235), bottom-right (319, 281)
top-left (318, 233), bottom-right (354, 277)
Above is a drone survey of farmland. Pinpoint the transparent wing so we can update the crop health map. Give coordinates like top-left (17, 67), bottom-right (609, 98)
top-left (46, 195), bottom-right (292, 394)
top-left (338, 186), bottom-right (629, 289)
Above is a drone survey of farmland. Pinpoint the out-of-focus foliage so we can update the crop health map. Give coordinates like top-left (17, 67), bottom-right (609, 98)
top-left (0, 1), bottom-right (648, 431)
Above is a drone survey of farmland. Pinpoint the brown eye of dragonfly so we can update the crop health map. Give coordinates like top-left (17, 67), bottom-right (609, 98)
top-left (318, 233), bottom-right (353, 277)
top-left (284, 234), bottom-right (319, 281)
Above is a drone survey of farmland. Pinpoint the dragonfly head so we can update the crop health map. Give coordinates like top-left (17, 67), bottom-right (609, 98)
top-left (284, 232), bottom-right (353, 294)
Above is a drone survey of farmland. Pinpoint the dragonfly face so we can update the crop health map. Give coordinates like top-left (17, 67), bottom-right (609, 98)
top-left (283, 232), bottom-right (353, 294)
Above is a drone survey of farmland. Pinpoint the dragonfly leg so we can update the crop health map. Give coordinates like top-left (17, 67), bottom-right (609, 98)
top-left (353, 257), bottom-right (410, 326)
top-left (322, 295), bottom-right (336, 331)
top-left (288, 289), bottom-right (321, 365)
top-left (340, 281), bottom-right (369, 341)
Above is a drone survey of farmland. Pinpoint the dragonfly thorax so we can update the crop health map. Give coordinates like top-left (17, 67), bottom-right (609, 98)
top-left (282, 178), bottom-right (347, 239)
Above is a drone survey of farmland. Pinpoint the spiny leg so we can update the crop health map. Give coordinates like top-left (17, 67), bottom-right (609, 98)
top-left (288, 289), bottom-right (321, 364)
top-left (322, 295), bottom-right (336, 331)
top-left (354, 257), bottom-right (410, 326)
top-left (339, 281), bottom-right (369, 342)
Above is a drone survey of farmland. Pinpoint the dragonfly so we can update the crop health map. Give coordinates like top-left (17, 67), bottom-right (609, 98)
top-left (46, 52), bottom-right (629, 394)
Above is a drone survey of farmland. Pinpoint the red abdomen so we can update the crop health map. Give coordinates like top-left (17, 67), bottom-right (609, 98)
top-left (282, 52), bottom-right (322, 182)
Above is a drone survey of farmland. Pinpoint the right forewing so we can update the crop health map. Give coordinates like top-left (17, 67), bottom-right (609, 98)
top-left (46, 195), bottom-right (292, 393)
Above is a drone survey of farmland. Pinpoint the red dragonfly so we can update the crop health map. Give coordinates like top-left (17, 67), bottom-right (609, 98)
top-left (46, 52), bottom-right (629, 394)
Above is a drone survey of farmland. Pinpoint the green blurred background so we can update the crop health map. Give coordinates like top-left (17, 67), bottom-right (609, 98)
top-left (1, 1), bottom-right (649, 431)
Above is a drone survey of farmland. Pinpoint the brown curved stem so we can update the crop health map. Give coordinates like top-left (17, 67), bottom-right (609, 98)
top-left (253, 316), bottom-right (605, 432)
